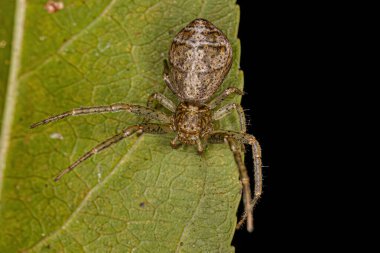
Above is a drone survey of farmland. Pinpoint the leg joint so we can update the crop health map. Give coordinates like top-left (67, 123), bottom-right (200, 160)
top-left (241, 178), bottom-right (250, 183)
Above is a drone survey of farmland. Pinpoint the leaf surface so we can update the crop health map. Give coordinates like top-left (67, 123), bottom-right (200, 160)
top-left (0, 0), bottom-right (15, 129)
top-left (0, 0), bottom-right (244, 252)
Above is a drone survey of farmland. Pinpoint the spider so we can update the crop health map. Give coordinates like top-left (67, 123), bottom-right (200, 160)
top-left (31, 18), bottom-right (262, 232)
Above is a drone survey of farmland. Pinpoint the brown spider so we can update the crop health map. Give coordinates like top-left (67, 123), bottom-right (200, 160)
top-left (31, 19), bottom-right (262, 232)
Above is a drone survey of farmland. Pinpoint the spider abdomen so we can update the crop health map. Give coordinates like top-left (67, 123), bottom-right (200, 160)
top-left (168, 19), bottom-right (233, 104)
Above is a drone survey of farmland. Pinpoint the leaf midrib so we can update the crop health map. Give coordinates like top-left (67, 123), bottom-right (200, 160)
top-left (0, 0), bottom-right (26, 198)
top-left (0, 0), bottom-right (118, 215)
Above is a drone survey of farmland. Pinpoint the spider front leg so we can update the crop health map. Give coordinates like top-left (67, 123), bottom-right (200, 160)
top-left (144, 61), bottom-right (176, 118)
top-left (147, 92), bottom-right (176, 112)
top-left (212, 101), bottom-right (247, 152)
top-left (212, 103), bottom-right (247, 133)
top-left (54, 123), bottom-right (171, 181)
top-left (163, 59), bottom-right (178, 96)
top-left (30, 103), bottom-right (170, 128)
top-left (208, 87), bottom-right (244, 109)
top-left (210, 130), bottom-right (262, 232)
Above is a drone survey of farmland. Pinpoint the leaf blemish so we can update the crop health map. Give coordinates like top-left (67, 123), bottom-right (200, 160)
top-left (0, 40), bottom-right (6, 48)
top-left (97, 165), bottom-right (103, 183)
top-left (49, 132), bottom-right (63, 140)
top-left (44, 1), bottom-right (64, 14)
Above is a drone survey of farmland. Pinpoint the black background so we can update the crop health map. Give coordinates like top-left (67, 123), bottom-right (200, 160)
top-left (228, 1), bottom-right (362, 251)
top-left (232, 1), bottom-right (312, 252)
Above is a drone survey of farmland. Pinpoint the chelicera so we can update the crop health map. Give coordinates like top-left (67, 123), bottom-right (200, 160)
top-left (31, 19), bottom-right (262, 232)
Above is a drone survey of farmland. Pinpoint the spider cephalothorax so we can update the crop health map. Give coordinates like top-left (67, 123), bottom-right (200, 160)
top-left (171, 102), bottom-right (213, 148)
top-left (31, 18), bottom-right (262, 232)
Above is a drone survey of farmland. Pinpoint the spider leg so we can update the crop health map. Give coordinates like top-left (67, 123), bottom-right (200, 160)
top-left (30, 104), bottom-right (170, 128)
top-left (196, 139), bottom-right (204, 154)
top-left (54, 123), bottom-right (171, 182)
top-left (170, 135), bottom-right (182, 149)
top-left (210, 130), bottom-right (262, 232)
top-left (147, 92), bottom-right (176, 112)
top-left (208, 87), bottom-right (243, 109)
top-left (225, 137), bottom-right (253, 231)
top-left (212, 103), bottom-right (246, 133)
top-left (163, 59), bottom-right (178, 96)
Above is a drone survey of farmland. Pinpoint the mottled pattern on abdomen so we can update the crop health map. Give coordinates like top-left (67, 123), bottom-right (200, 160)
top-left (169, 19), bottom-right (232, 104)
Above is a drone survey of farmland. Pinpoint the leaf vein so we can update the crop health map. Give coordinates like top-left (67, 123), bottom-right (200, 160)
top-left (175, 156), bottom-right (209, 252)
top-left (23, 135), bottom-right (145, 252)
top-left (18, 0), bottom-right (118, 82)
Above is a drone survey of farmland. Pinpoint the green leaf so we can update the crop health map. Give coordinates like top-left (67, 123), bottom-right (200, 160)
top-left (0, 0), bottom-right (15, 129)
top-left (0, 0), bottom-right (244, 252)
